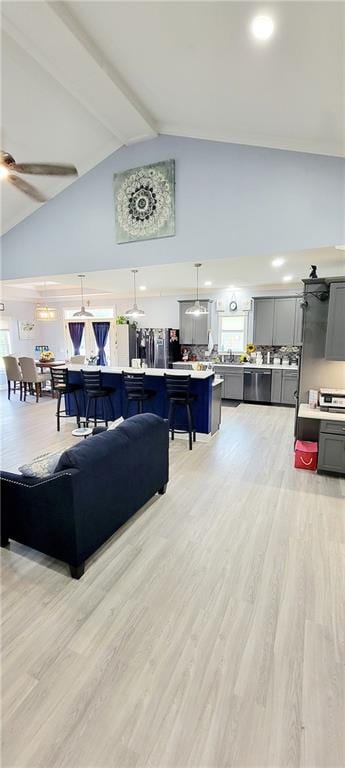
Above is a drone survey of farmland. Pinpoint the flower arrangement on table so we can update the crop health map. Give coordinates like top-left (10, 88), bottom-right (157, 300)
top-left (39, 350), bottom-right (55, 362)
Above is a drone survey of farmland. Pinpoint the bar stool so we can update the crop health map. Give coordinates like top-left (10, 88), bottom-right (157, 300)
top-left (51, 368), bottom-right (81, 432)
top-left (122, 371), bottom-right (156, 418)
top-left (164, 373), bottom-right (197, 451)
top-left (81, 370), bottom-right (115, 428)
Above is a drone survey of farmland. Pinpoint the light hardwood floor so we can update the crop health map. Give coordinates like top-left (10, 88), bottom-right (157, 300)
top-left (1, 392), bottom-right (344, 768)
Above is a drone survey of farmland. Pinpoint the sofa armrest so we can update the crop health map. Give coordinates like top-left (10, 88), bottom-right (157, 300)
top-left (0, 469), bottom-right (81, 566)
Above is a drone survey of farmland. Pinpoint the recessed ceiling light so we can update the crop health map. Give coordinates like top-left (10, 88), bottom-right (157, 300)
top-left (204, 281), bottom-right (212, 286)
top-left (251, 15), bottom-right (274, 41)
top-left (335, 244), bottom-right (345, 251)
top-left (283, 275), bottom-right (293, 282)
top-left (272, 257), bottom-right (285, 268)
top-left (139, 285), bottom-right (147, 291)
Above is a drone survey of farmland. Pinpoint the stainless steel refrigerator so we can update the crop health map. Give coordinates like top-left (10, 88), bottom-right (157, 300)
top-left (137, 329), bottom-right (180, 368)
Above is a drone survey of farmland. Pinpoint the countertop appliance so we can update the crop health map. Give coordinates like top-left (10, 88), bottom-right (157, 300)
top-left (319, 388), bottom-right (345, 413)
top-left (136, 329), bottom-right (180, 368)
top-left (243, 369), bottom-right (272, 403)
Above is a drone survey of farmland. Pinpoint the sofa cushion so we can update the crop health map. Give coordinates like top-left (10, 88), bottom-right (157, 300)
top-left (55, 414), bottom-right (165, 475)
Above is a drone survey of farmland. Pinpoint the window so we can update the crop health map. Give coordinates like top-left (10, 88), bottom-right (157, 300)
top-left (219, 314), bottom-right (247, 353)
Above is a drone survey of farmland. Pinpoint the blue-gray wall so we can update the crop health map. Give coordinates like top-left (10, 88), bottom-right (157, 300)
top-left (2, 135), bottom-right (344, 279)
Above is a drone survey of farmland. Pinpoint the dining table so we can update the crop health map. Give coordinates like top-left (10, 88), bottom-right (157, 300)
top-left (35, 360), bottom-right (66, 372)
top-left (35, 360), bottom-right (66, 397)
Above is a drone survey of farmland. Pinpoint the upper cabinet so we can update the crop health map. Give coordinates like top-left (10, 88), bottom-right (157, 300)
top-left (179, 300), bottom-right (211, 345)
top-left (253, 297), bottom-right (303, 347)
top-left (272, 297), bottom-right (296, 346)
top-left (293, 297), bottom-right (303, 345)
top-left (325, 282), bottom-right (345, 361)
top-left (253, 299), bottom-right (275, 345)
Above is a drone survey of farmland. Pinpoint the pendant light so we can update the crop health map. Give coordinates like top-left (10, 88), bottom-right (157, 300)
top-left (73, 274), bottom-right (94, 318)
top-left (185, 263), bottom-right (208, 316)
top-left (35, 282), bottom-right (57, 321)
top-left (124, 269), bottom-right (145, 318)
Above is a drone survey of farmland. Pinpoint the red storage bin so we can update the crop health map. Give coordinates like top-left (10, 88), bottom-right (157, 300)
top-left (294, 440), bottom-right (318, 471)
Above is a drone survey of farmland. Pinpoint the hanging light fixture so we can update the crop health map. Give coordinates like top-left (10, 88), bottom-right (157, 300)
top-left (185, 263), bottom-right (208, 316)
top-left (73, 274), bottom-right (94, 318)
top-left (124, 269), bottom-right (145, 318)
top-left (35, 282), bottom-right (57, 321)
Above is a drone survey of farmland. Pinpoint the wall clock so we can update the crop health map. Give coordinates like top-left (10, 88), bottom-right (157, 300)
top-left (229, 300), bottom-right (237, 311)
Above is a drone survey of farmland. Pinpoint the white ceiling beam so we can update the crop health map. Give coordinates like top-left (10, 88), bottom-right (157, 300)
top-left (1, 0), bottom-right (157, 146)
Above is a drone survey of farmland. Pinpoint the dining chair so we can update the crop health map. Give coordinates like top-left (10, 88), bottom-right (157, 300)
top-left (3, 356), bottom-right (23, 401)
top-left (19, 357), bottom-right (50, 403)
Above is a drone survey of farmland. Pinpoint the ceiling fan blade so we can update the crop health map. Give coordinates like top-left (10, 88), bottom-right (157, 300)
top-left (12, 162), bottom-right (78, 176)
top-left (7, 173), bottom-right (47, 203)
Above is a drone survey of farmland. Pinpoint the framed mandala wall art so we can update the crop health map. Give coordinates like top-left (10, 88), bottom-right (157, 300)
top-left (114, 159), bottom-right (175, 244)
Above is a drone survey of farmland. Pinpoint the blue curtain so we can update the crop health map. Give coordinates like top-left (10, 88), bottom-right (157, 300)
top-left (93, 322), bottom-right (110, 366)
top-left (68, 322), bottom-right (85, 355)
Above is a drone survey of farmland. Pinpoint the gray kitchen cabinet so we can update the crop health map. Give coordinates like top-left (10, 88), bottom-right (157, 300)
top-left (179, 300), bottom-right (211, 345)
top-left (281, 371), bottom-right (298, 405)
top-left (193, 304), bottom-right (209, 345)
top-left (271, 370), bottom-right (282, 403)
top-left (179, 302), bottom-right (195, 344)
top-left (325, 282), bottom-right (345, 361)
top-left (223, 371), bottom-right (244, 400)
top-left (318, 421), bottom-right (345, 474)
top-left (253, 296), bottom-right (303, 347)
top-left (214, 366), bottom-right (244, 400)
top-left (273, 298), bottom-right (296, 346)
top-left (293, 299), bottom-right (303, 345)
top-left (253, 299), bottom-right (274, 345)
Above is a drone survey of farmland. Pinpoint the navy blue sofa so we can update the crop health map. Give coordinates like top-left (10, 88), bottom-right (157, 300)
top-left (0, 414), bottom-right (169, 578)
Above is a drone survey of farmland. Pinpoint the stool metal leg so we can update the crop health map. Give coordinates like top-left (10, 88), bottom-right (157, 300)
top-left (108, 394), bottom-right (115, 422)
top-left (85, 396), bottom-right (91, 428)
top-left (73, 391), bottom-right (81, 427)
top-left (171, 402), bottom-right (176, 440)
top-left (56, 392), bottom-right (62, 431)
top-left (186, 403), bottom-right (193, 451)
top-left (167, 401), bottom-right (173, 439)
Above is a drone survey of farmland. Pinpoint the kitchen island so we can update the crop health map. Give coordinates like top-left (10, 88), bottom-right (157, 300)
top-left (65, 365), bottom-right (222, 438)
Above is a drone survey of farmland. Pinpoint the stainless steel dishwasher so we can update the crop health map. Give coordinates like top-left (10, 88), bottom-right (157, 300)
top-left (243, 369), bottom-right (272, 403)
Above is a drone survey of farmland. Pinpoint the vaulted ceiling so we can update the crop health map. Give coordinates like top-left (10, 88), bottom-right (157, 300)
top-left (1, 1), bottom-right (344, 234)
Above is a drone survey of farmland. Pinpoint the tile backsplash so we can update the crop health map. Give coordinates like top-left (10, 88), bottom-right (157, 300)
top-left (180, 344), bottom-right (300, 365)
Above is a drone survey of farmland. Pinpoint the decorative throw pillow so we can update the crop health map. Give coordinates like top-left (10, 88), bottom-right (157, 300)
top-left (107, 417), bottom-right (124, 431)
top-left (18, 452), bottom-right (62, 478)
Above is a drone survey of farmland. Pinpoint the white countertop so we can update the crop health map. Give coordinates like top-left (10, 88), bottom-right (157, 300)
top-left (213, 363), bottom-right (298, 371)
top-left (298, 404), bottom-right (345, 422)
top-left (173, 361), bottom-right (298, 371)
top-left (66, 364), bottom-right (214, 380)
